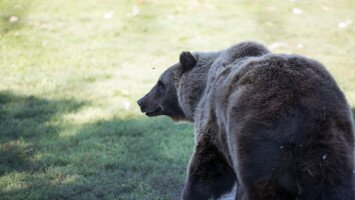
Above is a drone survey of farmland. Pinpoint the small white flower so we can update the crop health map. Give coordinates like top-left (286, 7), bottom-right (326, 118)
top-left (292, 8), bottom-right (302, 15)
top-left (132, 5), bottom-right (140, 16)
top-left (338, 20), bottom-right (352, 29)
top-left (280, 146), bottom-right (284, 149)
top-left (9, 16), bottom-right (18, 23)
top-left (322, 154), bottom-right (327, 160)
top-left (103, 11), bottom-right (113, 19)
top-left (297, 43), bottom-right (304, 49)
top-left (338, 22), bottom-right (347, 28)
top-left (124, 102), bottom-right (131, 110)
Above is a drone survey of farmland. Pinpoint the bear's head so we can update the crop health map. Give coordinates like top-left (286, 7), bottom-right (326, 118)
top-left (137, 51), bottom-right (198, 121)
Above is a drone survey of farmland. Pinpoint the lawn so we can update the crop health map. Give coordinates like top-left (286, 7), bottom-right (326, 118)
top-left (0, 0), bottom-right (354, 199)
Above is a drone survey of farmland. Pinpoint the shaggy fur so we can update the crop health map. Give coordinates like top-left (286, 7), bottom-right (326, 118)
top-left (137, 41), bottom-right (355, 200)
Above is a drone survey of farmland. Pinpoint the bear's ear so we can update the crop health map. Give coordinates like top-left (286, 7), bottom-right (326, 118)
top-left (179, 51), bottom-right (197, 72)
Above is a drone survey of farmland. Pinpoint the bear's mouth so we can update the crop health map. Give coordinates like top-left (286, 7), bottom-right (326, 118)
top-left (145, 107), bottom-right (162, 117)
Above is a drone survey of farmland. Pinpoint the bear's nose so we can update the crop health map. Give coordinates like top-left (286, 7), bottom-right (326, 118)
top-left (137, 98), bottom-right (144, 107)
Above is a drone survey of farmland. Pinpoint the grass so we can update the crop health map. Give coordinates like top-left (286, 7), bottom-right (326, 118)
top-left (0, 0), bottom-right (354, 199)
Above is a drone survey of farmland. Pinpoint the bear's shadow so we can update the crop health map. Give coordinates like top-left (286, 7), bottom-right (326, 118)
top-left (0, 91), bottom-right (192, 199)
top-left (0, 91), bottom-right (87, 175)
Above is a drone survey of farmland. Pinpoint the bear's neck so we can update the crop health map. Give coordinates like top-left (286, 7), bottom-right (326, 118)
top-left (178, 51), bottom-right (221, 122)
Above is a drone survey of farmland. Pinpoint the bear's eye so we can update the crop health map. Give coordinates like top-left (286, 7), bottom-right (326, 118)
top-left (157, 81), bottom-right (165, 89)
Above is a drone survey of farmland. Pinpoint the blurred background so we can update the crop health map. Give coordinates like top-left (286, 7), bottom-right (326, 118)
top-left (0, 0), bottom-right (354, 199)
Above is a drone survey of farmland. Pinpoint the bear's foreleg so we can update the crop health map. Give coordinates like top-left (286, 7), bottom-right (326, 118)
top-left (182, 136), bottom-right (236, 200)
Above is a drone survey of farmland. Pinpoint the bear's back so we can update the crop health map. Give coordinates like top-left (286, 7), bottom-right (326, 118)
top-left (211, 52), bottom-right (353, 154)
top-left (214, 53), bottom-right (350, 118)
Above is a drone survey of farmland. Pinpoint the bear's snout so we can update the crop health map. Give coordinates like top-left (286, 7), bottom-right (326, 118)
top-left (137, 97), bottom-right (145, 112)
top-left (137, 98), bottom-right (144, 107)
top-left (137, 95), bottom-right (164, 117)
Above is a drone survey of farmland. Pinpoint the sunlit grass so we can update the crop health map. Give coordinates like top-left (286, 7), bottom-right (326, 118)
top-left (0, 0), bottom-right (354, 199)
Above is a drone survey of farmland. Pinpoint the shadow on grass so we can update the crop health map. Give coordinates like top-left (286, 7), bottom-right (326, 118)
top-left (42, 118), bottom-right (193, 199)
top-left (0, 92), bottom-right (193, 199)
top-left (82, 118), bottom-right (192, 196)
top-left (0, 91), bottom-right (87, 175)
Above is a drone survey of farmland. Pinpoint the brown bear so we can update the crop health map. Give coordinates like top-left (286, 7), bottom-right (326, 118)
top-left (137, 41), bottom-right (354, 200)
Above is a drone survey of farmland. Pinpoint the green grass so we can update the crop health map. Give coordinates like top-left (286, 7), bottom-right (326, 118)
top-left (0, 0), bottom-right (354, 199)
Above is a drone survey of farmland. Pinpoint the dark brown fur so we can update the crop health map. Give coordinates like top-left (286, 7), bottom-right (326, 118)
top-left (137, 41), bottom-right (355, 200)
